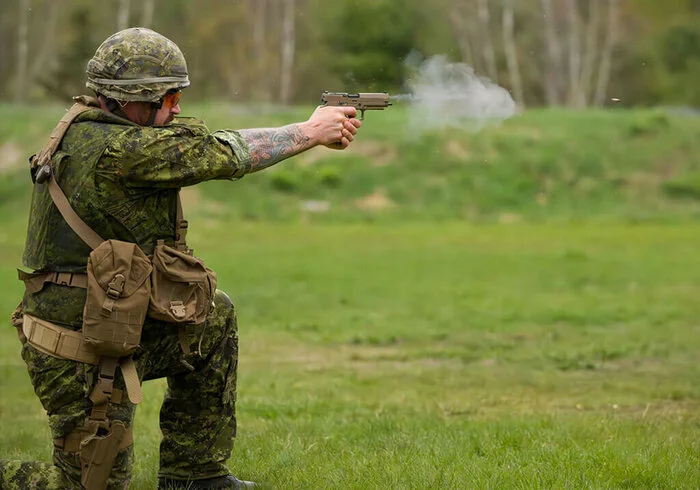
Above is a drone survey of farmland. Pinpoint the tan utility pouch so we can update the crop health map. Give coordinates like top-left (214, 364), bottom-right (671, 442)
top-left (83, 240), bottom-right (152, 357)
top-left (148, 240), bottom-right (217, 325)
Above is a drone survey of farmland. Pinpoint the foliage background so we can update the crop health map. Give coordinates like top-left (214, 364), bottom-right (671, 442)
top-left (2, 0), bottom-right (700, 107)
top-left (1, 2), bottom-right (700, 489)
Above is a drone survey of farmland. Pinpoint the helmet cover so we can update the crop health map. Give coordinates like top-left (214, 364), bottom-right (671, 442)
top-left (86, 27), bottom-right (189, 102)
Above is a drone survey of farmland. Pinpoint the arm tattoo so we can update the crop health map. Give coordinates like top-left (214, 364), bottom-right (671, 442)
top-left (239, 124), bottom-right (311, 172)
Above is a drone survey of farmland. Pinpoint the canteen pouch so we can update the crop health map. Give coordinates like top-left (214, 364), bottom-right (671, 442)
top-left (148, 240), bottom-right (217, 325)
top-left (82, 240), bottom-right (152, 357)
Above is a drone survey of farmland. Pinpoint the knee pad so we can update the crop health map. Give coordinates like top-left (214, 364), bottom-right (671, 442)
top-left (214, 289), bottom-right (233, 309)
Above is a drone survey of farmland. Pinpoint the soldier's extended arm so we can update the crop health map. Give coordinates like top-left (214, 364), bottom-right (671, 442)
top-left (239, 105), bottom-right (361, 172)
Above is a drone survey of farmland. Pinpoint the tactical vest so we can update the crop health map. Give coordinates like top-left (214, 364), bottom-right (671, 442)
top-left (23, 102), bottom-right (176, 272)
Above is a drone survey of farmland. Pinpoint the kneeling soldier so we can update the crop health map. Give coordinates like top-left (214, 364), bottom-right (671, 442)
top-left (1, 27), bottom-right (361, 490)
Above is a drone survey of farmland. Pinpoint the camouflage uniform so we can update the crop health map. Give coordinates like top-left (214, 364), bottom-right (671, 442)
top-left (0, 29), bottom-right (254, 489)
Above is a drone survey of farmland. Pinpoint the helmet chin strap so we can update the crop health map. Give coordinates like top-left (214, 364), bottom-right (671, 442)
top-left (104, 97), bottom-right (130, 121)
top-left (145, 97), bottom-right (165, 126)
top-left (146, 104), bottom-right (160, 126)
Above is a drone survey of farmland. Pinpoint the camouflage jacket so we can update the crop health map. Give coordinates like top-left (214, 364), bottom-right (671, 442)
top-left (22, 107), bottom-right (252, 329)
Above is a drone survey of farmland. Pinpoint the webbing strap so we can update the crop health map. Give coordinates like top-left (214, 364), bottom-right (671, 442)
top-left (175, 192), bottom-right (189, 252)
top-left (23, 314), bottom-right (100, 365)
top-left (48, 173), bottom-right (104, 250)
top-left (54, 426), bottom-right (133, 453)
top-left (120, 357), bottom-right (143, 404)
top-left (178, 326), bottom-right (192, 356)
top-left (19, 270), bottom-right (88, 294)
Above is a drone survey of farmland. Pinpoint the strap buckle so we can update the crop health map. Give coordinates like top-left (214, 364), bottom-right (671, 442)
top-left (35, 163), bottom-right (52, 184)
top-left (170, 301), bottom-right (187, 320)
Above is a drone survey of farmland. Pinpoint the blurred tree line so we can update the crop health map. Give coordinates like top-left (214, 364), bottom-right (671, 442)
top-left (1, 0), bottom-right (700, 107)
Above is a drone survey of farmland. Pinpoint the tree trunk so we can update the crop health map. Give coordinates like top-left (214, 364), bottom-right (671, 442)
top-left (141, 0), bottom-right (156, 28)
top-left (565, 0), bottom-right (583, 106)
top-left (449, 8), bottom-right (477, 70)
top-left (579, 0), bottom-right (600, 106)
top-left (502, 0), bottom-right (525, 107)
top-left (117, 0), bottom-right (130, 30)
top-left (279, 0), bottom-right (296, 105)
top-left (251, 0), bottom-right (269, 101)
top-left (594, 0), bottom-right (619, 106)
top-left (15, 0), bottom-right (30, 103)
top-left (31, 0), bottom-right (61, 81)
top-left (540, 0), bottom-right (564, 105)
top-left (477, 0), bottom-right (498, 81)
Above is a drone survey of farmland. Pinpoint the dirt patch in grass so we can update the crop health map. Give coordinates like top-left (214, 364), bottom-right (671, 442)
top-left (354, 187), bottom-right (396, 211)
top-left (351, 140), bottom-right (397, 167)
top-left (0, 142), bottom-right (22, 174)
top-left (297, 140), bottom-right (397, 167)
top-left (444, 139), bottom-right (471, 160)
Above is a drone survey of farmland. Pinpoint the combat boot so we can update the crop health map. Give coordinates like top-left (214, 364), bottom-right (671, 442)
top-left (158, 474), bottom-right (256, 489)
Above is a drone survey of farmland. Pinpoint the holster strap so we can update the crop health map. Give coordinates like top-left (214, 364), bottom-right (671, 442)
top-left (23, 314), bottom-right (100, 364)
top-left (54, 425), bottom-right (133, 453)
top-left (18, 269), bottom-right (87, 294)
top-left (89, 357), bottom-right (119, 421)
top-left (120, 357), bottom-right (143, 404)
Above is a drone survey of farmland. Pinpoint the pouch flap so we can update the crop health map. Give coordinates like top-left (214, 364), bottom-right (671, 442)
top-left (90, 240), bottom-right (152, 297)
top-left (18, 269), bottom-right (48, 294)
top-left (152, 243), bottom-right (208, 282)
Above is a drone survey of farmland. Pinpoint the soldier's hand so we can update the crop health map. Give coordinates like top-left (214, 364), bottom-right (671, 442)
top-left (303, 106), bottom-right (362, 150)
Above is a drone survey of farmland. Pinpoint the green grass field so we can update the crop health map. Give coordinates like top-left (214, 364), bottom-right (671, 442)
top-left (1, 218), bottom-right (698, 488)
top-left (0, 104), bottom-right (699, 488)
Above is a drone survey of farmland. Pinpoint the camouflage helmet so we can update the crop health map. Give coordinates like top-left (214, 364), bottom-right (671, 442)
top-left (86, 27), bottom-right (190, 102)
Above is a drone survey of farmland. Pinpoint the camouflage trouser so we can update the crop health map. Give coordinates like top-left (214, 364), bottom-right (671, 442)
top-left (0, 290), bottom-right (239, 490)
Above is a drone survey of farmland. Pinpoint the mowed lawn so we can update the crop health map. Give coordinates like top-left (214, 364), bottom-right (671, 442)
top-left (0, 218), bottom-right (698, 489)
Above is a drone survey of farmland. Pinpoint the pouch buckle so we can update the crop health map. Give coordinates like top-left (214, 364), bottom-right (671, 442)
top-left (170, 301), bottom-right (187, 320)
top-left (106, 274), bottom-right (125, 299)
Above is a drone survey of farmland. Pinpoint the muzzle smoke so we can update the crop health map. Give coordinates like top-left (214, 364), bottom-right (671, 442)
top-left (399, 55), bottom-right (518, 132)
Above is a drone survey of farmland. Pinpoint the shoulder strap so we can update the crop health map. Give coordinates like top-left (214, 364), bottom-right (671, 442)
top-left (32, 97), bottom-right (100, 172)
top-left (34, 97), bottom-right (105, 250)
top-left (48, 172), bottom-right (104, 249)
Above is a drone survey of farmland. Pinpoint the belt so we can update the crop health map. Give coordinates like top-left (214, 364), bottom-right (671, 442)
top-left (22, 314), bottom-right (143, 405)
top-left (23, 314), bottom-right (100, 364)
top-left (18, 270), bottom-right (87, 294)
